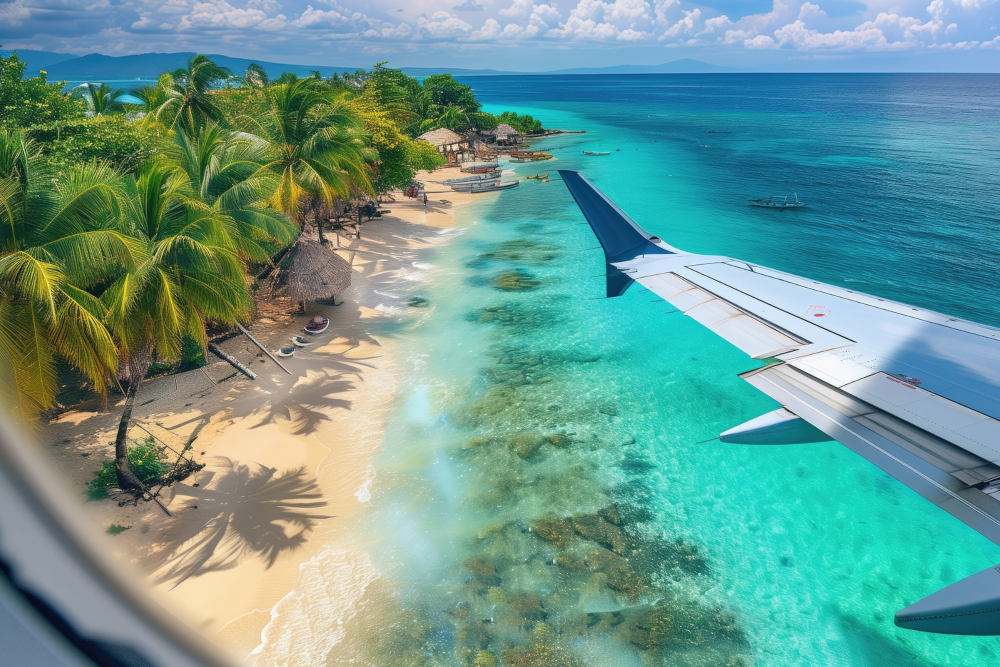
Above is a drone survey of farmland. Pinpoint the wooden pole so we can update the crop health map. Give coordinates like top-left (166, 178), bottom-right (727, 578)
top-left (237, 323), bottom-right (292, 375)
top-left (208, 343), bottom-right (257, 380)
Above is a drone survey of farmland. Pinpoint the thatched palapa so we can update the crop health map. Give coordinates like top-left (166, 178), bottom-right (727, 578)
top-left (262, 238), bottom-right (352, 303)
top-left (490, 123), bottom-right (520, 141)
top-left (417, 128), bottom-right (464, 147)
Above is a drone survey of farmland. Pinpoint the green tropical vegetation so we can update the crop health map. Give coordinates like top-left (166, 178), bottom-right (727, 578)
top-left (0, 47), bottom-right (543, 497)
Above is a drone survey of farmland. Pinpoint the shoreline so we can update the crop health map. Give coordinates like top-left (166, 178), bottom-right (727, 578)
top-left (40, 167), bottom-right (484, 661)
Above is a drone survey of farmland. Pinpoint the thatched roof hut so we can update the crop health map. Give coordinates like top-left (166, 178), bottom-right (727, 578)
top-left (262, 239), bottom-right (352, 303)
top-left (490, 123), bottom-right (520, 141)
top-left (417, 128), bottom-right (464, 147)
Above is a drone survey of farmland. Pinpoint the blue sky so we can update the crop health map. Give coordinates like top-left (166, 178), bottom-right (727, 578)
top-left (1, 0), bottom-right (998, 70)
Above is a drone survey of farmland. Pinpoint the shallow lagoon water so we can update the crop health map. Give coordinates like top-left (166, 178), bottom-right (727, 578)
top-left (284, 75), bottom-right (1000, 666)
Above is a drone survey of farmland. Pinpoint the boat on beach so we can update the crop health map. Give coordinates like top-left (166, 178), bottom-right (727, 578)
top-left (451, 180), bottom-right (520, 193)
top-left (748, 194), bottom-right (806, 209)
top-left (460, 161), bottom-right (500, 173)
top-left (583, 150), bottom-right (610, 156)
top-left (303, 315), bottom-right (330, 334)
top-left (438, 171), bottom-right (501, 185)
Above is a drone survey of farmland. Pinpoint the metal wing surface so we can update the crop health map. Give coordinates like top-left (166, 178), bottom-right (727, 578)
top-left (560, 169), bottom-right (1000, 635)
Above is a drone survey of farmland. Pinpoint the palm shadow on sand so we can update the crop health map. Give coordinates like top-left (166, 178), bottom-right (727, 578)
top-left (232, 367), bottom-right (368, 436)
top-left (151, 457), bottom-right (329, 587)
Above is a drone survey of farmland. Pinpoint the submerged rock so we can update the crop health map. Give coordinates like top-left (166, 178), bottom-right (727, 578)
top-left (472, 651), bottom-right (497, 667)
top-left (479, 238), bottom-right (559, 265)
top-left (622, 602), bottom-right (674, 651)
top-left (492, 270), bottom-right (542, 291)
top-left (547, 433), bottom-right (572, 448)
top-left (502, 642), bottom-right (580, 667)
top-left (471, 304), bottom-right (559, 331)
top-left (507, 432), bottom-right (547, 459)
top-left (407, 296), bottom-right (430, 308)
top-left (530, 513), bottom-right (576, 548)
top-left (571, 514), bottom-right (627, 554)
top-left (598, 504), bottom-right (623, 526)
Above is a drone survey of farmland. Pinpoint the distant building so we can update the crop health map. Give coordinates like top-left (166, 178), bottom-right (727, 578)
top-left (417, 128), bottom-right (468, 162)
top-left (485, 123), bottom-right (521, 146)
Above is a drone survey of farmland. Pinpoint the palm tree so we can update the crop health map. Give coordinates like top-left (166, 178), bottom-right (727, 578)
top-left (79, 83), bottom-right (127, 116)
top-left (105, 158), bottom-right (253, 490)
top-left (152, 54), bottom-right (233, 132)
top-left (133, 74), bottom-right (173, 117)
top-left (168, 124), bottom-right (298, 263)
top-left (435, 105), bottom-right (472, 131)
top-left (245, 77), bottom-right (375, 233)
top-left (0, 129), bottom-right (131, 421)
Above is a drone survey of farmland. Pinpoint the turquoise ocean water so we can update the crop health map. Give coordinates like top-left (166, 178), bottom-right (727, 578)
top-left (322, 75), bottom-right (1000, 666)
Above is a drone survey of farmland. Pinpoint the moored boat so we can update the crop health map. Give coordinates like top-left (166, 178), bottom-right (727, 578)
top-left (460, 161), bottom-right (500, 173)
top-left (510, 151), bottom-right (553, 162)
top-left (526, 173), bottom-right (548, 180)
top-left (303, 315), bottom-right (330, 334)
top-left (583, 150), bottom-right (610, 156)
top-left (451, 180), bottom-right (520, 193)
top-left (748, 193), bottom-right (806, 209)
top-left (438, 171), bottom-right (501, 185)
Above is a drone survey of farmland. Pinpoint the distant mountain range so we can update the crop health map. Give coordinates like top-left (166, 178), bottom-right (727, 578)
top-left (1, 48), bottom-right (735, 82)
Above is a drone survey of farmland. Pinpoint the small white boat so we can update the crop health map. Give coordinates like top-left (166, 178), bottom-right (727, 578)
top-left (451, 180), bottom-right (520, 193)
top-left (438, 171), bottom-right (501, 185)
top-left (583, 150), bottom-right (610, 156)
top-left (291, 335), bottom-right (311, 347)
top-left (276, 346), bottom-right (296, 358)
top-left (748, 193), bottom-right (807, 209)
top-left (303, 315), bottom-right (329, 334)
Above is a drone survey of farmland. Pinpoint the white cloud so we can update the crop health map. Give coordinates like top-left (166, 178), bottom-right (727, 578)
top-left (661, 7), bottom-right (700, 38)
top-left (499, 0), bottom-right (533, 16)
top-left (293, 5), bottom-right (349, 27)
top-left (699, 14), bottom-right (732, 35)
top-left (416, 11), bottom-right (474, 38)
top-left (798, 2), bottom-right (826, 20)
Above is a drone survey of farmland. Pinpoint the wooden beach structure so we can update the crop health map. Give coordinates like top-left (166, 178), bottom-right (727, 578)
top-left (483, 123), bottom-right (522, 146)
top-left (258, 238), bottom-right (353, 311)
top-left (417, 128), bottom-right (469, 163)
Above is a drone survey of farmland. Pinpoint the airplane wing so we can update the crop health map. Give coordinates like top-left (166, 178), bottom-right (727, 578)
top-left (561, 170), bottom-right (1000, 636)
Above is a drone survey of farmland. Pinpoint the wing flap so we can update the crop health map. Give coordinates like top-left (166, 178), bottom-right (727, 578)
top-left (743, 363), bottom-right (1000, 546)
top-left (640, 272), bottom-right (806, 360)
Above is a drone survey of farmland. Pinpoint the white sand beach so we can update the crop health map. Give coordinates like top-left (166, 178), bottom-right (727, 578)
top-left (41, 169), bottom-right (482, 660)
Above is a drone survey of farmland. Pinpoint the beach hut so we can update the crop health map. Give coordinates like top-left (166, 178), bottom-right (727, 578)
top-left (260, 238), bottom-right (353, 310)
top-left (417, 128), bottom-right (468, 162)
top-left (489, 123), bottom-right (521, 146)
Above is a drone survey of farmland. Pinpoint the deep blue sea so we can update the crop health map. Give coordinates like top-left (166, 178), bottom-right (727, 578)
top-left (259, 75), bottom-right (1000, 667)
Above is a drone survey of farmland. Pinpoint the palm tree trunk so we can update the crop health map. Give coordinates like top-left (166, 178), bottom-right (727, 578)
top-left (114, 355), bottom-right (149, 492)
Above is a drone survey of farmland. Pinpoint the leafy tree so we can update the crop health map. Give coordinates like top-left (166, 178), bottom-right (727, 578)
top-left (0, 49), bottom-right (81, 128)
top-left (104, 158), bottom-right (253, 489)
top-left (76, 83), bottom-right (128, 116)
top-left (167, 123), bottom-right (297, 262)
top-left (422, 74), bottom-right (480, 113)
top-left (152, 54), bottom-right (233, 132)
top-left (0, 130), bottom-right (128, 420)
top-left (26, 115), bottom-right (167, 174)
top-left (244, 77), bottom-right (374, 226)
top-left (496, 111), bottom-right (543, 134)
top-left (132, 74), bottom-right (173, 116)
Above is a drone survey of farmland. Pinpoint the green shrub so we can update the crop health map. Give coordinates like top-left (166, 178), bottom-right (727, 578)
top-left (26, 115), bottom-right (167, 173)
top-left (496, 111), bottom-right (543, 134)
top-left (106, 524), bottom-right (132, 535)
top-left (0, 49), bottom-right (82, 128)
top-left (86, 436), bottom-right (164, 500)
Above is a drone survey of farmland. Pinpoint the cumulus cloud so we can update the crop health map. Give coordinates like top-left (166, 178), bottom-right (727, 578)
top-left (3, 0), bottom-right (997, 61)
